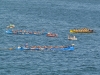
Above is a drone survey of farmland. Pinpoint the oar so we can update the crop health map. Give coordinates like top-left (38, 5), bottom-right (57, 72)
top-left (8, 46), bottom-right (17, 50)
top-left (9, 47), bottom-right (14, 50)
top-left (0, 47), bottom-right (16, 50)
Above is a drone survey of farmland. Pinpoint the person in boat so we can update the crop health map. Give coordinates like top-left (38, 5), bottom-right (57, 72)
top-left (33, 31), bottom-right (38, 34)
top-left (53, 46), bottom-right (59, 48)
top-left (12, 30), bottom-right (18, 34)
top-left (37, 46), bottom-right (41, 48)
top-left (47, 32), bottom-right (58, 37)
top-left (47, 46), bottom-right (53, 49)
top-left (18, 30), bottom-right (22, 34)
top-left (34, 31), bottom-right (41, 35)
top-left (22, 30), bottom-right (26, 34)
top-left (59, 46), bottom-right (64, 48)
top-left (43, 46), bottom-right (48, 49)
top-left (25, 43), bottom-right (29, 48)
top-left (18, 46), bottom-right (22, 49)
top-left (7, 24), bottom-right (15, 28)
top-left (28, 31), bottom-right (32, 34)
top-left (31, 46), bottom-right (37, 49)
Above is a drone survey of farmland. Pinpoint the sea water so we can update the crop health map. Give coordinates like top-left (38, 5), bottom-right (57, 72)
top-left (0, 0), bottom-right (100, 75)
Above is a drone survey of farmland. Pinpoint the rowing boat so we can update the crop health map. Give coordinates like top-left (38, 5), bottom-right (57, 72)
top-left (6, 24), bottom-right (46, 35)
top-left (6, 25), bottom-right (58, 36)
top-left (46, 32), bottom-right (58, 37)
top-left (16, 45), bottom-right (74, 51)
top-left (6, 30), bottom-right (47, 35)
top-left (68, 35), bottom-right (77, 40)
top-left (70, 28), bottom-right (93, 33)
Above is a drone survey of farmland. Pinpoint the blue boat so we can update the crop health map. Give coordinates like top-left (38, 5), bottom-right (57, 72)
top-left (6, 29), bottom-right (47, 35)
top-left (6, 30), bottom-right (13, 34)
top-left (16, 45), bottom-right (74, 51)
top-left (6, 24), bottom-right (47, 35)
top-left (6, 25), bottom-right (57, 36)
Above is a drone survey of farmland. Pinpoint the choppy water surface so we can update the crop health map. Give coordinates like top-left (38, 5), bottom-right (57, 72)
top-left (0, 0), bottom-right (100, 75)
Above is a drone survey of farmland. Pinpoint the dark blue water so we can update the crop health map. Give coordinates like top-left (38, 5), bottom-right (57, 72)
top-left (0, 0), bottom-right (100, 75)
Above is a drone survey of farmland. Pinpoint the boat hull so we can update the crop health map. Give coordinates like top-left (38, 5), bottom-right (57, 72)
top-left (68, 38), bottom-right (77, 40)
top-left (6, 30), bottom-right (47, 35)
top-left (16, 46), bottom-right (74, 51)
top-left (68, 35), bottom-right (77, 40)
top-left (70, 30), bottom-right (93, 33)
top-left (70, 28), bottom-right (93, 33)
